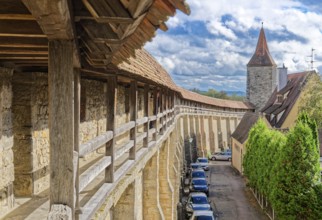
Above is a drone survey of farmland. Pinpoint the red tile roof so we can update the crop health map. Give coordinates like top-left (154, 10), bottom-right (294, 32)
top-left (118, 49), bottom-right (254, 110)
top-left (247, 27), bottom-right (276, 67)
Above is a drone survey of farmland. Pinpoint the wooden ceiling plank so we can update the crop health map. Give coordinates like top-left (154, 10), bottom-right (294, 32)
top-left (0, 14), bottom-right (35, 20)
top-left (0, 57), bottom-right (48, 60)
top-left (120, 13), bottom-right (146, 39)
top-left (159, 22), bottom-right (168, 32)
top-left (0, 20), bottom-right (45, 37)
top-left (1, 0), bottom-right (31, 14)
top-left (131, 0), bottom-right (153, 19)
top-left (106, 0), bottom-right (131, 18)
top-left (155, 0), bottom-right (176, 17)
top-left (167, 0), bottom-right (190, 15)
top-left (0, 37), bottom-right (47, 48)
top-left (0, 50), bottom-right (48, 55)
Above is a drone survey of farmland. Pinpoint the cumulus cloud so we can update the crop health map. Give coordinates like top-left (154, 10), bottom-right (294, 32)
top-left (144, 0), bottom-right (322, 92)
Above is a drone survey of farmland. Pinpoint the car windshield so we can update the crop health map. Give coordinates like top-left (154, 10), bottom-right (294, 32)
top-left (191, 164), bottom-right (200, 169)
top-left (192, 196), bottom-right (208, 204)
top-left (192, 179), bottom-right (207, 185)
top-left (192, 172), bottom-right (206, 178)
top-left (198, 158), bottom-right (208, 163)
top-left (196, 216), bottom-right (213, 220)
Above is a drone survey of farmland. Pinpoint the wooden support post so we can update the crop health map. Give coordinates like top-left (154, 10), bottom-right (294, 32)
top-left (74, 69), bottom-right (81, 216)
top-left (163, 90), bottom-right (167, 131)
top-left (129, 80), bottom-right (137, 160)
top-left (143, 84), bottom-right (149, 148)
top-left (105, 76), bottom-right (117, 183)
top-left (48, 40), bottom-right (75, 216)
top-left (153, 88), bottom-right (158, 141)
top-left (159, 89), bottom-right (164, 135)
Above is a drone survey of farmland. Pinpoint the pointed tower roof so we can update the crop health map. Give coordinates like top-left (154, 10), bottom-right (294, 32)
top-left (247, 27), bottom-right (276, 67)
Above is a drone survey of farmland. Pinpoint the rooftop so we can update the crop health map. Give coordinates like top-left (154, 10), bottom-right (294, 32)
top-left (247, 27), bottom-right (276, 67)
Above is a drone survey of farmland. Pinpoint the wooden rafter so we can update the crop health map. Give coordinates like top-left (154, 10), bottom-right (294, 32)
top-left (22, 0), bottom-right (81, 67)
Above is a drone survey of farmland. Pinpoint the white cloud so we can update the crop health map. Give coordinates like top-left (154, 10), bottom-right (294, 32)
top-left (145, 0), bottom-right (322, 91)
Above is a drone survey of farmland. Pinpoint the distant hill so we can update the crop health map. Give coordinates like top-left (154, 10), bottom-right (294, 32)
top-left (190, 88), bottom-right (245, 101)
top-left (225, 91), bottom-right (246, 97)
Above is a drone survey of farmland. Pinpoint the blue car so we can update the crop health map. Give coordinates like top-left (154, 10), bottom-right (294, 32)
top-left (196, 157), bottom-right (209, 171)
top-left (191, 169), bottom-right (207, 179)
top-left (185, 192), bottom-right (212, 217)
top-left (190, 178), bottom-right (209, 196)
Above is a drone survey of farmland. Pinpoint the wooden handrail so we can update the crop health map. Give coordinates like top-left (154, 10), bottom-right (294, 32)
top-left (79, 131), bottom-right (113, 157)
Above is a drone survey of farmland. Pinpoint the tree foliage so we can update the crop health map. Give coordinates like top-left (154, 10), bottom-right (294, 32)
top-left (243, 113), bottom-right (321, 219)
top-left (190, 88), bottom-right (244, 101)
top-left (299, 73), bottom-right (322, 128)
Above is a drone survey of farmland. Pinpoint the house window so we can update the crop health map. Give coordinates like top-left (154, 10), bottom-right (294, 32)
top-left (277, 94), bottom-right (283, 104)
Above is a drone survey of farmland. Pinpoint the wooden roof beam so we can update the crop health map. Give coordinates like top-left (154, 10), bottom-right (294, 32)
top-left (22, 0), bottom-right (81, 67)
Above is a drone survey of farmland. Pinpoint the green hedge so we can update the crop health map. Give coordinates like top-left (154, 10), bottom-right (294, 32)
top-left (243, 113), bottom-right (321, 219)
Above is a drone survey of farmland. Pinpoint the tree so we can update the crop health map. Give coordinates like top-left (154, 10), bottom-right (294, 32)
top-left (299, 73), bottom-right (322, 128)
top-left (270, 114), bottom-right (320, 219)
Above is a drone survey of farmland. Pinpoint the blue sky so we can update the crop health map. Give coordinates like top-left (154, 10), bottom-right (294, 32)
top-left (144, 0), bottom-right (322, 92)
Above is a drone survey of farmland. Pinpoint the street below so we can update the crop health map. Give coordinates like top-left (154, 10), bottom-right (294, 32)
top-left (207, 161), bottom-right (268, 220)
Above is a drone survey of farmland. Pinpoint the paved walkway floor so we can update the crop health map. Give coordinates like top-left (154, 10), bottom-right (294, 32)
top-left (208, 161), bottom-right (268, 220)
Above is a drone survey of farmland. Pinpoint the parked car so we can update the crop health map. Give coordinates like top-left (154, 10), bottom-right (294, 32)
top-left (185, 192), bottom-right (212, 217)
top-left (190, 163), bottom-right (203, 170)
top-left (196, 157), bottom-right (209, 171)
top-left (189, 178), bottom-right (209, 196)
top-left (190, 210), bottom-right (216, 220)
top-left (211, 152), bottom-right (232, 161)
top-left (191, 168), bottom-right (207, 179)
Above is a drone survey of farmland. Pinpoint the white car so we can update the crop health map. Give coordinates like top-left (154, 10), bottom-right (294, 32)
top-left (190, 210), bottom-right (216, 220)
top-left (211, 152), bottom-right (232, 161)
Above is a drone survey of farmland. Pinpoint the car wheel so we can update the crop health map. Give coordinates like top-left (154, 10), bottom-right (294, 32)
top-left (212, 157), bottom-right (216, 161)
top-left (228, 158), bottom-right (231, 161)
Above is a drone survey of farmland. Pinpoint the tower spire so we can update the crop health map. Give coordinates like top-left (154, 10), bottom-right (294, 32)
top-left (247, 26), bottom-right (276, 67)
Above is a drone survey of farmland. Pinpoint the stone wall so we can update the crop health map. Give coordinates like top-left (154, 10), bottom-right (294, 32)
top-left (0, 67), bottom-right (14, 216)
top-left (12, 72), bottom-right (49, 196)
top-left (80, 79), bottom-right (107, 159)
top-left (247, 66), bottom-right (277, 111)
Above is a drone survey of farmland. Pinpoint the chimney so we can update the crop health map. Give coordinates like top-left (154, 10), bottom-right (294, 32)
top-left (277, 64), bottom-right (287, 91)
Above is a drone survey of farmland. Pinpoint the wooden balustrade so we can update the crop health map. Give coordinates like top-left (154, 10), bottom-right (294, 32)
top-left (71, 82), bottom-right (245, 220)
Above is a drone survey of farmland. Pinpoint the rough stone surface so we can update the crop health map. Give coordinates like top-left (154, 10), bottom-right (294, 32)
top-left (12, 72), bottom-right (49, 196)
top-left (80, 79), bottom-right (107, 159)
top-left (0, 67), bottom-right (14, 217)
top-left (247, 66), bottom-right (277, 111)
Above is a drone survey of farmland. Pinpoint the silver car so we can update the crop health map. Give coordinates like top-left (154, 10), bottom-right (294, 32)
top-left (211, 152), bottom-right (232, 161)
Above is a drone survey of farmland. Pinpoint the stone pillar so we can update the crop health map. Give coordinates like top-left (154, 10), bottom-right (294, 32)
top-left (159, 140), bottom-right (173, 219)
top-left (0, 67), bottom-right (14, 216)
top-left (200, 116), bottom-right (206, 157)
top-left (226, 117), bottom-right (231, 149)
top-left (134, 172), bottom-right (143, 220)
top-left (208, 116), bottom-right (215, 154)
top-left (114, 182), bottom-right (135, 219)
top-left (189, 116), bottom-right (195, 137)
top-left (195, 116), bottom-right (202, 157)
top-left (216, 117), bottom-right (223, 151)
top-left (143, 152), bottom-right (162, 220)
top-left (12, 72), bottom-right (49, 196)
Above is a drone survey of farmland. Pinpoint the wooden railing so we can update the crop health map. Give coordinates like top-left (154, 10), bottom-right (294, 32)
top-left (74, 102), bottom-right (244, 219)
